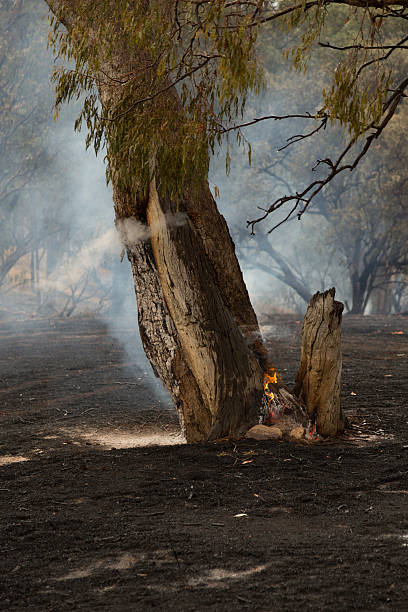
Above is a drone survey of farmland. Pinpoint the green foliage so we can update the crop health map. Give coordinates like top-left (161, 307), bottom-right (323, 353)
top-left (278, 3), bottom-right (402, 138)
top-left (47, 0), bottom-right (407, 204)
top-left (212, 6), bottom-right (408, 311)
top-left (322, 62), bottom-right (390, 136)
top-left (48, 0), bottom-right (264, 202)
top-left (281, 1), bottom-right (327, 71)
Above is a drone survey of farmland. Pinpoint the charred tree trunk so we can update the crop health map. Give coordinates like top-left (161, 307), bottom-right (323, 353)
top-left (371, 286), bottom-right (393, 315)
top-left (350, 274), bottom-right (366, 314)
top-left (294, 288), bottom-right (345, 437)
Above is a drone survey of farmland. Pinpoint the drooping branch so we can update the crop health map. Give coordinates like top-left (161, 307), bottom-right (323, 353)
top-left (247, 77), bottom-right (408, 234)
top-left (215, 112), bottom-right (328, 136)
top-left (329, 0), bottom-right (408, 8)
top-left (222, 0), bottom-right (408, 29)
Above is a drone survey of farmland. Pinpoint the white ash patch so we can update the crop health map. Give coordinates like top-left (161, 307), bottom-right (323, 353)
top-left (0, 455), bottom-right (29, 466)
top-left (62, 425), bottom-right (185, 449)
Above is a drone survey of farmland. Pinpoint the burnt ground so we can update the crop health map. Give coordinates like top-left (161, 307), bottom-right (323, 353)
top-left (0, 313), bottom-right (408, 611)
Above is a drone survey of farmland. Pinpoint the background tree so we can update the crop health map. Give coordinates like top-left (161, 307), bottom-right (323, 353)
top-left (225, 105), bottom-right (408, 314)
top-left (212, 6), bottom-right (408, 314)
top-left (0, 0), bottom-right (126, 318)
top-left (0, 0), bottom-right (58, 291)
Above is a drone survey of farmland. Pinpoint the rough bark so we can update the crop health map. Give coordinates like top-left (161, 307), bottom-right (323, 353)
top-left (294, 288), bottom-right (345, 437)
top-left (46, 0), bottom-right (265, 441)
top-left (147, 182), bottom-right (263, 440)
top-left (126, 238), bottom-right (212, 442)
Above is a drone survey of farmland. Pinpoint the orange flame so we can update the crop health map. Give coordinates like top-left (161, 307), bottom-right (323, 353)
top-left (262, 368), bottom-right (279, 424)
top-left (264, 369), bottom-right (278, 400)
top-left (305, 421), bottom-right (320, 440)
top-left (306, 423), bottom-right (316, 439)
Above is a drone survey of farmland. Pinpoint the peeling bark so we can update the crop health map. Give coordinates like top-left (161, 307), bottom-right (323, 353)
top-left (126, 239), bottom-right (212, 442)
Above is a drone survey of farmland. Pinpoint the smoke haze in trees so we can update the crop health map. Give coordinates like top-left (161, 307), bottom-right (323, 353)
top-left (210, 76), bottom-right (408, 314)
top-left (208, 13), bottom-right (408, 315)
top-left (2, 0), bottom-right (406, 366)
top-left (210, 123), bottom-right (348, 316)
top-left (0, 2), bottom-right (172, 405)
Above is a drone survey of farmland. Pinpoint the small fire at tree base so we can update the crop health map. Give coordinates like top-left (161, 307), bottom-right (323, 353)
top-left (247, 367), bottom-right (321, 442)
top-left (247, 368), bottom-right (320, 440)
top-left (248, 288), bottom-right (345, 443)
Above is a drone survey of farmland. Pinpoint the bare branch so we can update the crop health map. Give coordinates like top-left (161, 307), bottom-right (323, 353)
top-left (215, 112), bottom-right (324, 134)
top-left (319, 39), bottom-right (408, 51)
top-left (278, 115), bottom-right (328, 151)
top-left (247, 77), bottom-right (408, 233)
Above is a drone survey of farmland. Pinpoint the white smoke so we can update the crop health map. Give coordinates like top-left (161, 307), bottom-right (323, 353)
top-left (116, 212), bottom-right (188, 250)
top-left (40, 228), bottom-right (120, 293)
top-left (116, 218), bottom-right (149, 248)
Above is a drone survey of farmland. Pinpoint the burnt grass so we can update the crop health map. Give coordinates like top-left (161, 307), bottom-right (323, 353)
top-left (1, 314), bottom-right (408, 611)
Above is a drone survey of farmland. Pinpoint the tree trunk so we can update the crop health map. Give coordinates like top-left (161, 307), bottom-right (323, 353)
top-left (46, 0), bottom-right (267, 442)
top-left (119, 180), bottom-right (267, 443)
top-left (371, 286), bottom-right (393, 315)
top-left (350, 273), bottom-right (366, 314)
top-left (294, 288), bottom-right (345, 437)
top-left (258, 235), bottom-right (312, 305)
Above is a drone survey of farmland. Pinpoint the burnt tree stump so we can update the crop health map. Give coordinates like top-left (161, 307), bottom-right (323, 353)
top-left (294, 288), bottom-right (345, 437)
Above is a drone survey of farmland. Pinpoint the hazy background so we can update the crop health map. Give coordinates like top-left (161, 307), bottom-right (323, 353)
top-left (1, 2), bottom-right (407, 374)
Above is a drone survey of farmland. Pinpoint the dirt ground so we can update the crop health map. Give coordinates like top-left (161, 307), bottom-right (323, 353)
top-left (1, 313), bottom-right (408, 611)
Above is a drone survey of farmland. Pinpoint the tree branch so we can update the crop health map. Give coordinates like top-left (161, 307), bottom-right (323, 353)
top-left (247, 77), bottom-right (408, 233)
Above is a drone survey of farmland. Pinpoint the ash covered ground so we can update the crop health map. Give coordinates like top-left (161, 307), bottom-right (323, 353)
top-left (1, 314), bottom-right (408, 611)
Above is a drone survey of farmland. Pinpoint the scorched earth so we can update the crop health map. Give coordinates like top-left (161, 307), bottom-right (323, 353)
top-left (1, 313), bottom-right (408, 611)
